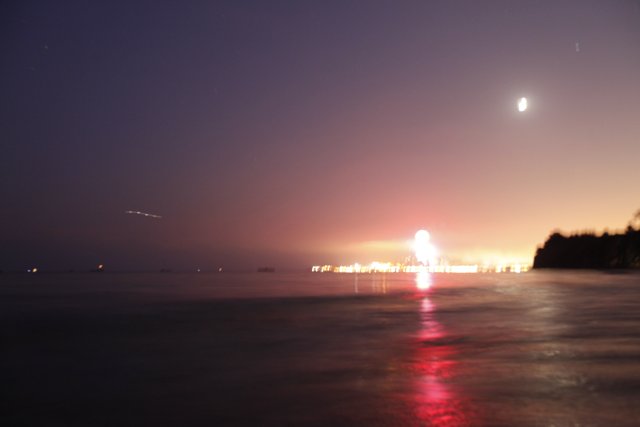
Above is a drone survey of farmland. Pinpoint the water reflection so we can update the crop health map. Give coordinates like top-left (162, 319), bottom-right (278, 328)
top-left (353, 272), bottom-right (391, 295)
top-left (416, 270), bottom-right (432, 290)
top-left (371, 272), bottom-right (388, 294)
top-left (412, 277), bottom-right (474, 425)
top-left (354, 272), bottom-right (359, 294)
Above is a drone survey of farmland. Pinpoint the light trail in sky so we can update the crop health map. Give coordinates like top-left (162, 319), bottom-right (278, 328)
top-left (125, 210), bottom-right (162, 219)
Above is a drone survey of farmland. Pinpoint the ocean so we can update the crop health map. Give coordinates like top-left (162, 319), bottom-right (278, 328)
top-left (2, 271), bottom-right (640, 426)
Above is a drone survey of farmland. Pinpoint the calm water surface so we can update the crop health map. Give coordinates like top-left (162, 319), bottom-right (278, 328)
top-left (2, 271), bottom-right (640, 426)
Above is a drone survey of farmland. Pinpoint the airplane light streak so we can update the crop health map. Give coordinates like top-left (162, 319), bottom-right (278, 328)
top-left (125, 210), bottom-right (162, 219)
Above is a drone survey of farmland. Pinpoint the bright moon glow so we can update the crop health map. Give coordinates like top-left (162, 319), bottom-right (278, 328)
top-left (517, 97), bottom-right (528, 112)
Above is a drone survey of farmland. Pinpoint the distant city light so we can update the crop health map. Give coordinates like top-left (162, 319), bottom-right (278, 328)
top-left (310, 262), bottom-right (529, 274)
top-left (311, 231), bottom-right (530, 275)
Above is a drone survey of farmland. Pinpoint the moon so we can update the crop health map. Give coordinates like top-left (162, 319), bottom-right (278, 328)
top-left (517, 97), bottom-right (528, 112)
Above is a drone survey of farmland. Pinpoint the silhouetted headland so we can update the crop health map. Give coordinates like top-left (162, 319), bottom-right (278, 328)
top-left (534, 227), bottom-right (640, 269)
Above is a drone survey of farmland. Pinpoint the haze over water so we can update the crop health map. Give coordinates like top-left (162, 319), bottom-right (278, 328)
top-left (3, 271), bottom-right (640, 426)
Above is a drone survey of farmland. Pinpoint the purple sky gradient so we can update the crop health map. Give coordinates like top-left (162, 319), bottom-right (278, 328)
top-left (2, 1), bottom-right (639, 270)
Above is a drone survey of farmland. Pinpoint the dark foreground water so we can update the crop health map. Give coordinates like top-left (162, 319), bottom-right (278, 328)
top-left (2, 271), bottom-right (640, 426)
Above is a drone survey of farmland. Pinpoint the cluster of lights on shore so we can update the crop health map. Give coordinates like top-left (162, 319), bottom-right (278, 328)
top-left (26, 229), bottom-right (530, 275)
top-left (311, 229), bottom-right (530, 275)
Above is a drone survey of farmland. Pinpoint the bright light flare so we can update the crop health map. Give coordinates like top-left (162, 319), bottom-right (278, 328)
top-left (414, 229), bottom-right (438, 266)
top-left (517, 97), bottom-right (528, 112)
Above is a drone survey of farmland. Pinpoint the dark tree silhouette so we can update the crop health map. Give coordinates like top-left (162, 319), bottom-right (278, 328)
top-left (629, 209), bottom-right (640, 231)
top-left (534, 209), bottom-right (640, 269)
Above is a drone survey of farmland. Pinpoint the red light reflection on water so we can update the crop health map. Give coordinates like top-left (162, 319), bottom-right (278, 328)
top-left (410, 287), bottom-right (477, 426)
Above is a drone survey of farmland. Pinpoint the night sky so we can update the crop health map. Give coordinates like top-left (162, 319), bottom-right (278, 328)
top-left (2, 1), bottom-right (640, 271)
